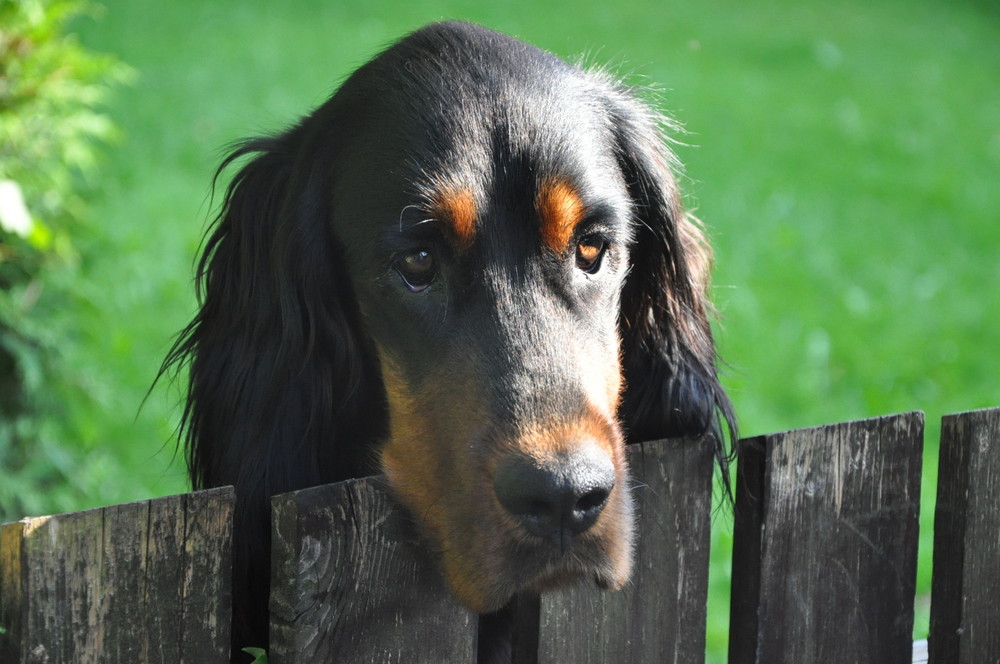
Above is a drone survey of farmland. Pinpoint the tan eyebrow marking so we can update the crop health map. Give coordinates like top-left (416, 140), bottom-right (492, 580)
top-left (432, 187), bottom-right (477, 251)
top-left (536, 177), bottom-right (586, 253)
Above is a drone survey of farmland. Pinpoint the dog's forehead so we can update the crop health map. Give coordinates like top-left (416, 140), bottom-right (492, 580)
top-left (374, 31), bottom-right (592, 152)
top-left (367, 24), bottom-right (626, 250)
top-left (328, 22), bottom-right (633, 261)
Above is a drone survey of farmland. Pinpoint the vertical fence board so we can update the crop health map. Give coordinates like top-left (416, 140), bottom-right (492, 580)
top-left (142, 493), bottom-right (186, 664)
top-left (0, 519), bottom-right (25, 663)
top-left (730, 412), bottom-right (924, 664)
top-left (728, 435), bottom-right (766, 661)
top-left (181, 488), bottom-right (236, 662)
top-left (269, 476), bottom-right (476, 663)
top-left (533, 436), bottom-right (714, 664)
top-left (0, 487), bottom-right (234, 664)
top-left (27, 509), bottom-right (102, 662)
top-left (101, 500), bottom-right (149, 660)
top-left (929, 407), bottom-right (1000, 664)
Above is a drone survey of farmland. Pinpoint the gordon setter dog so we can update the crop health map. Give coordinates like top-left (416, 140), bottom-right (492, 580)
top-left (165, 21), bottom-right (736, 659)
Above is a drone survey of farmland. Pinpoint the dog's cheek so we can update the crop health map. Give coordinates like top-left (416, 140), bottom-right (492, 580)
top-left (584, 338), bottom-right (631, 575)
top-left (377, 353), bottom-right (511, 610)
top-left (576, 332), bottom-right (624, 423)
top-left (597, 443), bottom-right (636, 590)
top-left (377, 356), bottom-right (452, 546)
top-left (438, 542), bottom-right (514, 614)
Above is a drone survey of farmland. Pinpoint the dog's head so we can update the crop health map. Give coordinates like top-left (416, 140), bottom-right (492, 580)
top-left (172, 21), bottom-right (734, 623)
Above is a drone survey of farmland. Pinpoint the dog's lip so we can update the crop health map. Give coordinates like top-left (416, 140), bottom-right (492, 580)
top-left (515, 557), bottom-right (626, 599)
top-left (505, 540), bottom-right (607, 588)
top-left (593, 569), bottom-right (619, 590)
top-left (476, 485), bottom-right (628, 600)
top-left (450, 541), bottom-right (619, 613)
top-left (519, 563), bottom-right (590, 594)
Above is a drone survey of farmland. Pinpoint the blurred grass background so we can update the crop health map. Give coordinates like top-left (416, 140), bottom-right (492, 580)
top-left (4, 0), bottom-right (998, 659)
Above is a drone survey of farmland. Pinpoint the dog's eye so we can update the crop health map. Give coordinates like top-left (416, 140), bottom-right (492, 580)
top-left (395, 249), bottom-right (436, 292)
top-left (575, 236), bottom-right (607, 274)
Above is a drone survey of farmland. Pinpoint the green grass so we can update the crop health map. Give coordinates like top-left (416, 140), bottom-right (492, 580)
top-left (57, 0), bottom-right (1000, 660)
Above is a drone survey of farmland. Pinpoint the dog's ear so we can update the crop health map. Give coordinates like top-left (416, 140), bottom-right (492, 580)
top-left (604, 89), bottom-right (737, 479)
top-left (167, 123), bottom-right (385, 496)
top-left (161, 119), bottom-right (385, 644)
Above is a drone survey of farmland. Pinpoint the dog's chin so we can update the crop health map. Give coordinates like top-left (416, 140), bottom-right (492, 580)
top-left (447, 557), bottom-right (632, 614)
top-left (518, 561), bottom-right (630, 599)
top-left (439, 523), bottom-right (635, 614)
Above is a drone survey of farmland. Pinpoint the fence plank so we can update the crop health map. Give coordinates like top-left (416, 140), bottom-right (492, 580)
top-left (728, 434), bottom-right (765, 660)
top-left (531, 436), bottom-right (714, 664)
top-left (269, 476), bottom-right (477, 663)
top-left (0, 487), bottom-right (234, 664)
top-left (929, 407), bottom-right (1000, 664)
top-left (729, 412), bottom-right (924, 664)
top-left (181, 487), bottom-right (237, 661)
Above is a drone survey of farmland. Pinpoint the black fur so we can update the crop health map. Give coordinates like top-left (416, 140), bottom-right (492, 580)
top-left (163, 21), bottom-right (736, 660)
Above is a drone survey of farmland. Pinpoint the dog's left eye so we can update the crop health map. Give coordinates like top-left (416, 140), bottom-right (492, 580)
top-left (395, 249), bottom-right (436, 292)
top-left (575, 236), bottom-right (607, 274)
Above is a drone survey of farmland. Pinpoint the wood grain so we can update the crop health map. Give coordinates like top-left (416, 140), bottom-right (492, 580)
top-left (269, 477), bottom-right (476, 663)
top-left (730, 412), bottom-right (924, 664)
top-left (0, 486), bottom-right (234, 664)
top-left (532, 436), bottom-right (715, 664)
top-left (929, 407), bottom-right (1000, 664)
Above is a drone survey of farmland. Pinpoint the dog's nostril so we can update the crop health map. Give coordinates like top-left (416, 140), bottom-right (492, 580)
top-left (494, 450), bottom-right (616, 540)
top-left (576, 488), bottom-right (610, 513)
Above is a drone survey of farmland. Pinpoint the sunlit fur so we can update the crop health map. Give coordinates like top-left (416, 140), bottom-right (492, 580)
top-left (536, 177), bottom-right (588, 253)
top-left (162, 21), bottom-right (737, 660)
top-left (431, 187), bottom-right (478, 250)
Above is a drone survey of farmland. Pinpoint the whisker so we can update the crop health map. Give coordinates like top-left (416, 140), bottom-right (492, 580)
top-left (397, 204), bottom-right (423, 232)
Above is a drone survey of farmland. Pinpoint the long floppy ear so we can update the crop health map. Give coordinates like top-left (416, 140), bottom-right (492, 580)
top-left (606, 90), bottom-right (737, 489)
top-left (161, 117), bottom-right (385, 648)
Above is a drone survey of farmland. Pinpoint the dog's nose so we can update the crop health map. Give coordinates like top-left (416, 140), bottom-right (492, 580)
top-left (494, 449), bottom-right (616, 542)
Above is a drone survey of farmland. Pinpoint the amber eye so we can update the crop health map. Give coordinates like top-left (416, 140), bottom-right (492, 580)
top-left (575, 236), bottom-right (607, 274)
top-left (395, 249), bottom-right (436, 292)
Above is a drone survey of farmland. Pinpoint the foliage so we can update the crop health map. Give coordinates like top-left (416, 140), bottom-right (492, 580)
top-left (0, 0), bottom-right (132, 520)
top-left (242, 647), bottom-right (268, 664)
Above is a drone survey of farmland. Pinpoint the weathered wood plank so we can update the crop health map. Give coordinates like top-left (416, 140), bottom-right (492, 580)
top-left (181, 488), bottom-right (235, 662)
top-left (0, 518), bottom-right (25, 663)
top-left (729, 412), bottom-right (924, 664)
top-left (929, 407), bottom-right (1000, 664)
top-left (532, 436), bottom-right (715, 664)
top-left (24, 508), bottom-right (102, 662)
top-left (269, 476), bottom-right (477, 663)
top-left (0, 487), bottom-right (234, 664)
top-left (142, 492), bottom-right (186, 664)
top-left (101, 500), bottom-right (149, 660)
top-left (728, 434), bottom-right (766, 660)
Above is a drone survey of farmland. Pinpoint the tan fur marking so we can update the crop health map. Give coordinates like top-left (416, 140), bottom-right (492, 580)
top-left (434, 188), bottom-right (477, 250)
top-left (375, 340), bottom-right (633, 614)
top-left (377, 354), bottom-right (448, 545)
top-left (503, 408), bottom-right (622, 464)
top-left (536, 178), bottom-right (586, 253)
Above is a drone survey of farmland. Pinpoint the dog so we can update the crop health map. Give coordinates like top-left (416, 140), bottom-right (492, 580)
top-left (164, 21), bottom-right (736, 659)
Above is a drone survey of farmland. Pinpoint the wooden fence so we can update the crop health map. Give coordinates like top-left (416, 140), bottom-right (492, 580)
top-left (1, 408), bottom-right (997, 663)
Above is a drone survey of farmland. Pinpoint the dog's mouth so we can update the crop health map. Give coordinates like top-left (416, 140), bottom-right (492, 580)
top-left (395, 440), bottom-right (636, 614)
top-left (376, 350), bottom-right (634, 612)
top-left (497, 527), bottom-right (632, 596)
top-left (381, 433), bottom-right (635, 613)
top-left (442, 495), bottom-right (635, 613)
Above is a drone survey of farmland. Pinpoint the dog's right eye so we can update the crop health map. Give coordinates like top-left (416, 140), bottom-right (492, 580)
top-left (575, 236), bottom-right (608, 274)
top-left (394, 249), bottom-right (436, 292)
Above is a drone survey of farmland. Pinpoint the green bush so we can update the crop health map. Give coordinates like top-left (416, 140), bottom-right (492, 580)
top-left (0, 0), bottom-right (131, 520)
